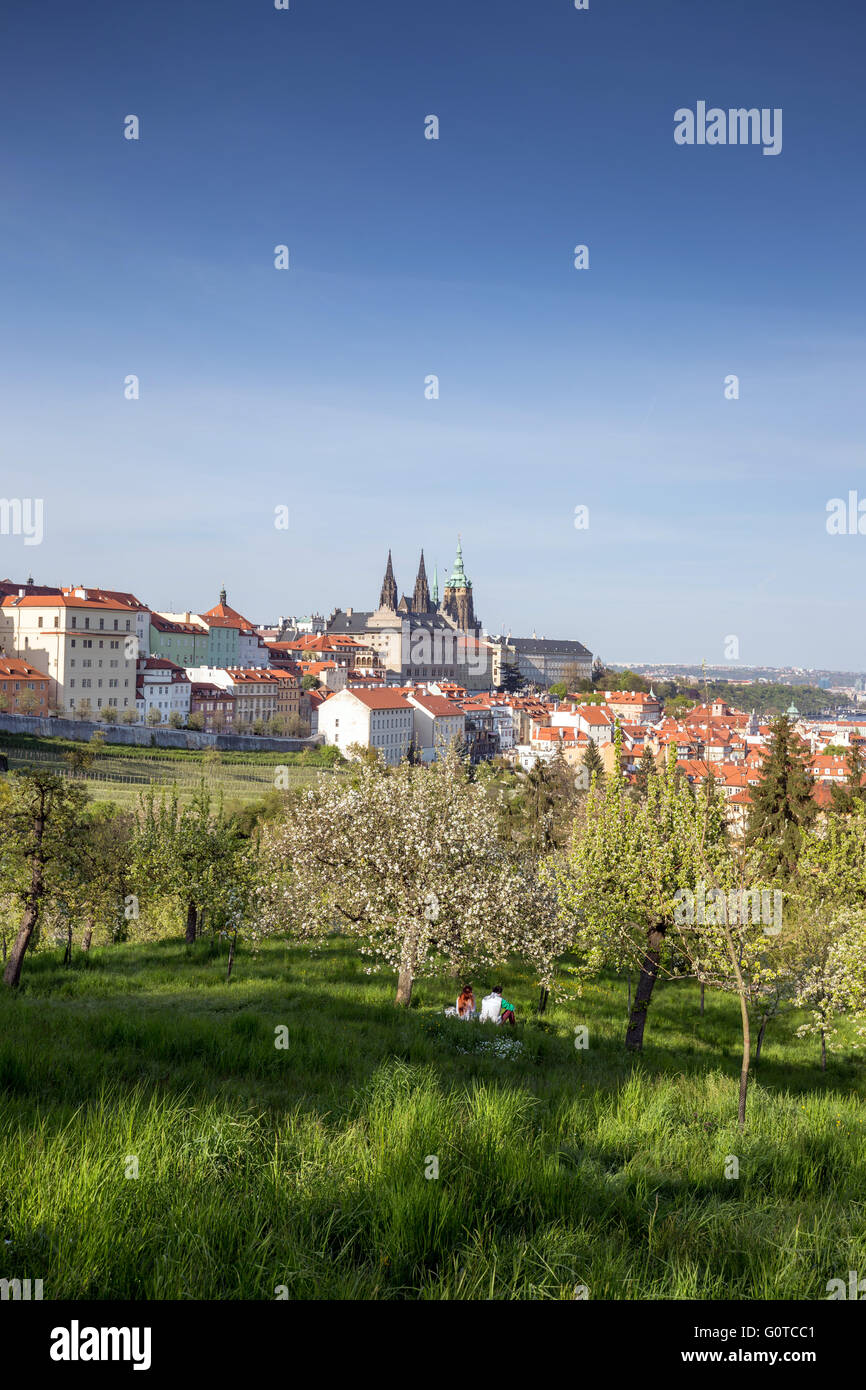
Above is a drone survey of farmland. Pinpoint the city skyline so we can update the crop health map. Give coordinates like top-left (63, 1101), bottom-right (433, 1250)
top-left (2, 0), bottom-right (864, 666)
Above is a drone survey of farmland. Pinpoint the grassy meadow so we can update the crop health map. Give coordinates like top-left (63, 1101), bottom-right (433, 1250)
top-left (1, 935), bottom-right (864, 1300)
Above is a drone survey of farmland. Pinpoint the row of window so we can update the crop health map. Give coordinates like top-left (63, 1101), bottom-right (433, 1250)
top-left (67, 698), bottom-right (130, 709)
top-left (33, 616), bottom-right (133, 632)
top-left (69, 679), bottom-right (129, 689)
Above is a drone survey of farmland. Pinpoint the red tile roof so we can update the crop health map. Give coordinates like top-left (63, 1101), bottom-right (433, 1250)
top-left (63, 586), bottom-right (148, 611)
top-left (2, 594), bottom-right (131, 611)
top-left (0, 657), bottom-right (50, 680)
top-left (409, 694), bottom-right (466, 718)
top-left (200, 599), bottom-right (258, 630)
top-left (344, 689), bottom-right (413, 710)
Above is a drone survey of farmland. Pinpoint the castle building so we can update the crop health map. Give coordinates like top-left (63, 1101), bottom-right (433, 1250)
top-left (327, 541), bottom-right (492, 690)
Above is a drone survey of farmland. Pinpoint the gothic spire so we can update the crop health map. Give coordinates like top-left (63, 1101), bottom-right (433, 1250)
top-left (412, 550), bottom-right (430, 612)
top-left (379, 550), bottom-right (398, 610)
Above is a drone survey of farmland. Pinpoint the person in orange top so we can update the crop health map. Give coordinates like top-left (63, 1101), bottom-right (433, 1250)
top-left (456, 983), bottom-right (476, 1020)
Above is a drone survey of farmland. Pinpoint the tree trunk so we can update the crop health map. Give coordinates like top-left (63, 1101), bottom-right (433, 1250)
top-left (3, 808), bottom-right (46, 989)
top-left (627, 969), bottom-right (632, 1014)
top-left (4, 902), bottom-right (40, 989)
top-left (63, 920), bottom-right (73, 967)
top-left (185, 901), bottom-right (197, 944)
top-left (721, 920), bottom-right (751, 1132)
top-left (737, 998), bottom-right (751, 1131)
top-left (754, 1014), bottom-right (768, 1069)
top-left (395, 967), bottom-right (413, 1007)
top-left (625, 926), bottom-right (665, 1051)
top-left (82, 918), bottom-right (94, 953)
top-left (226, 930), bottom-right (237, 983)
top-left (820, 1030), bottom-right (827, 1072)
top-left (538, 986), bottom-right (549, 1015)
top-left (700, 982), bottom-right (705, 1016)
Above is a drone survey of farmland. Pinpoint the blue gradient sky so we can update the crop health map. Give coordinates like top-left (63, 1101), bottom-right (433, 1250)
top-left (2, 0), bottom-right (864, 667)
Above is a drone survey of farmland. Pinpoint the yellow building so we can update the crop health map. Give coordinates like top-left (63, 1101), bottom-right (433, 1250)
top-left (0, 591), bottom-right (140, 716)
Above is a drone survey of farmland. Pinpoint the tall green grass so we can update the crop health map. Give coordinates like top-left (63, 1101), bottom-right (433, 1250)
top-left (0, 938), bottom-right (863, 1299)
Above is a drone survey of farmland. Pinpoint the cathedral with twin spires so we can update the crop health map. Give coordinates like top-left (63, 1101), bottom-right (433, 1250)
top-left (378, 539), bottom-right (479, 634)
top-left (326, 539), bottom-right (489, 689)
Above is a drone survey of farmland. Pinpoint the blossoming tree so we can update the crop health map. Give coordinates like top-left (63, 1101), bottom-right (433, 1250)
top-left (258, 747), bottom-right (568, 1006)
top-left (551, 742), bottom-right (730, 1051)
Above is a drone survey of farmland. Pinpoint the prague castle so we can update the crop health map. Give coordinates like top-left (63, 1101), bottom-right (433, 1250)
top-left (326, 540), bottom-right (491, 689)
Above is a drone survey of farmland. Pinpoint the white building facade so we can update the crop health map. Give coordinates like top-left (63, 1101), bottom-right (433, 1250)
top-left (317, 688), bottom-right (414, 765)
top-left (136, 657), bottom-right (191, 724)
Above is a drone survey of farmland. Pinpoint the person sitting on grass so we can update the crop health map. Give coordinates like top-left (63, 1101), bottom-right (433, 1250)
top-left (480, 985), bottom-right (516, 1026)
top-left (456, 983), bottom-right (476, 1020)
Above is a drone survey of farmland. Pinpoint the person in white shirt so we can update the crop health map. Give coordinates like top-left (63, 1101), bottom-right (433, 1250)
top-left (480, 986), bottom-right (516, 1025)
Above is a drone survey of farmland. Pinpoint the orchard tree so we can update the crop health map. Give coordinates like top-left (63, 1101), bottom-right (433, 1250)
top-left (790, 908), bottom-right (866, 1070)
top-left (0, 770), bottom-right (89, 987)
top-left (70, 804), bottom-right (139, 949)
top-left (135, 786), bottom-right (246, 943)
top-left (789, 816), bottom-right (866, 1067)
top-left (675, 847), bottom-right (794, 1127)
top-left (259, 746), bottom-right (567, 1006)
top-left (797, 808), bottom-right (866, 910)
top-left (553, 744), bottom-right (730, 1051)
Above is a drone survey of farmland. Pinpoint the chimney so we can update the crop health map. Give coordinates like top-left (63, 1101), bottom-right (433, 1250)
top-left (346, 607), bottom-right (353, 617)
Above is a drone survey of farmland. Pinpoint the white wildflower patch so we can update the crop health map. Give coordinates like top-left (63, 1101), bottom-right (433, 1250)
top-left (456, 1034), bottom-right (524, 1059)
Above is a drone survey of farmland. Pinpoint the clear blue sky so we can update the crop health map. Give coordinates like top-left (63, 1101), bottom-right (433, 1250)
top-left (2, 0), bottom-right (864, 668)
